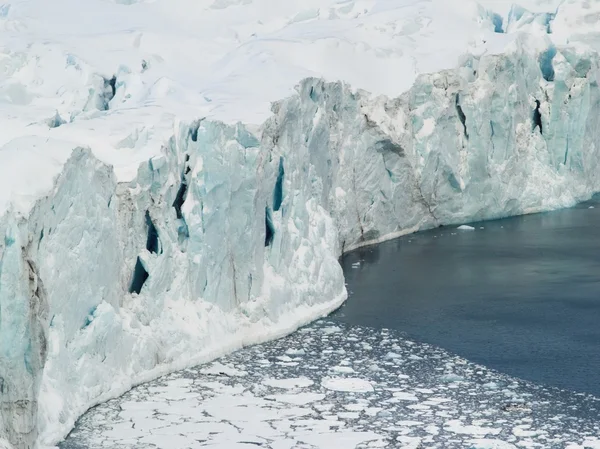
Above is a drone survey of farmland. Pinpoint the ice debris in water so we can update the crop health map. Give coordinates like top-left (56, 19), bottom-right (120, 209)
top-left (61, 321), bottom-right (600, 449)
top-left (458, 225), bottom-right (476, 230)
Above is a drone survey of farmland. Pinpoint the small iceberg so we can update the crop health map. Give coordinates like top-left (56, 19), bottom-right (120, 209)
top-left (457, 225), bottom-right (475, 231)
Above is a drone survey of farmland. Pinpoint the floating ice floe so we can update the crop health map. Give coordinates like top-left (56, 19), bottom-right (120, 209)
top-left (61, 321), bottom-right (600, 449)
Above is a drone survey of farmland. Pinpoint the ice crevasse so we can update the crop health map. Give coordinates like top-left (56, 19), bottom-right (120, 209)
top-left (1, 11), bottom-right (600, 449)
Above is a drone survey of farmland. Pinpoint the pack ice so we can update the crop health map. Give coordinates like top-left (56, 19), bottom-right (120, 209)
top-left (0, 0), bottom-right (599, 448)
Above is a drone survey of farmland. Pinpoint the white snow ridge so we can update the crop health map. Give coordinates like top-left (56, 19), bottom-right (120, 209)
top-left (0, 1), bottom-right (599, 448)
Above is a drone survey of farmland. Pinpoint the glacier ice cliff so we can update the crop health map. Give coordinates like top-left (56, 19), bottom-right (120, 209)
top-left (1, 33), bottom-right (600, 449)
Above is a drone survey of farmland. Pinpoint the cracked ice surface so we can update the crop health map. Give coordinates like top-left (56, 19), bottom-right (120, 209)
top-left (61, 321), bottom-right (600, 449)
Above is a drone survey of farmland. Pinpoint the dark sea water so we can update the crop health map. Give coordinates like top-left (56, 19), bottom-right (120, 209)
top-left (334, 197), bottom-right (600, 397)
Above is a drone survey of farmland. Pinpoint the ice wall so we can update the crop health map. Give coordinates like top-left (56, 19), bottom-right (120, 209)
top-left (265, 34), bottom-right (600, 250)
top-left (0, 35), bottom-right (599, 449)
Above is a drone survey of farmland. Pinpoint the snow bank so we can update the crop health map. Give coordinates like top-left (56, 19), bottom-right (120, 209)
top-left (0, 1), bottom-right (599, 448)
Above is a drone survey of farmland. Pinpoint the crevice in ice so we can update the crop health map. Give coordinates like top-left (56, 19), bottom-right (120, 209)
top-left (455, 94), bottom-right (469, 140)
top-left (99, 75), bottom-right (117, 111)
top-left (107, 76), bottom-right (116, 98)
top-left (419, 191), bottom-right (439, 223)
top-left (273, 157), bottom-right (285, 212)
top-left (564, 136), bottom-right (569, 166)
top-left (247, 274), bottom-right (253, 302)
top-left (489, 121), bottom-right (496, 159)
top-left (413, 171), bottom-right (439, 223)
top-left (129, 257), bottom-right (149, 294)
top-left (82, 306), bottom-right (97, 329)
top-left (539, 46), bottom-right (557, 82)
top-left (189, 120), bottom-right (203, 142)
top-left (183, 153), bottom-right (192, 175)
top-left (174, 155), bottom-right (191, 218)
top-left (544, 12), bottom-right (556, 34)
top-left (231, 255), bottom-right (239, 306)
top-left (173, 155), bottom-right (191, 243)
top-left (173, 180), bottom-right (188, 220)
top-left (533, 100), bottom-right (543, 135)
top-left (145, 211), bottom-right (161, 254)
top-left (265, 207), bottom-right (275, 247)
top-left (363, 113), bottom-right (378, 129)
top-left (491, 13), bottom-right (504, 33)
top-left (37, 229), bottom-right (44, 250)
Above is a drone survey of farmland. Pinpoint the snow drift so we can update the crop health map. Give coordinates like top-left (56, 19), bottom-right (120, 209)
top-left (1, 1), bottom-right (600, 448)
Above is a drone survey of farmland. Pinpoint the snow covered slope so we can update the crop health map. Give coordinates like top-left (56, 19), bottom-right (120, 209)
top-left (0, 1), bottom-right (599, 448)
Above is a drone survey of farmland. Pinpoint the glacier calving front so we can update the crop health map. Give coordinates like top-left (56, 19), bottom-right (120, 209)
top-left (2, 2), bottom-right (600, 449)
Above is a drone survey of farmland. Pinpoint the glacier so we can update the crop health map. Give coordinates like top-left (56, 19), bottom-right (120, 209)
top-left (0, 0), bottom-right (599, 448)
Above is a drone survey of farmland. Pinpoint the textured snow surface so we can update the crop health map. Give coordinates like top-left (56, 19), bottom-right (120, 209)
top-left (61, 321), bottom-right (600, 449)
top-left (1, 0), bottom-right (600, 448)
top-left (0, 0), bottom-right (578, 200)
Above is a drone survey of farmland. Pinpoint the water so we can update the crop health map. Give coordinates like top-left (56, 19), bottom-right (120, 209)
top-left (335, 197), bottom-right (600, 397)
